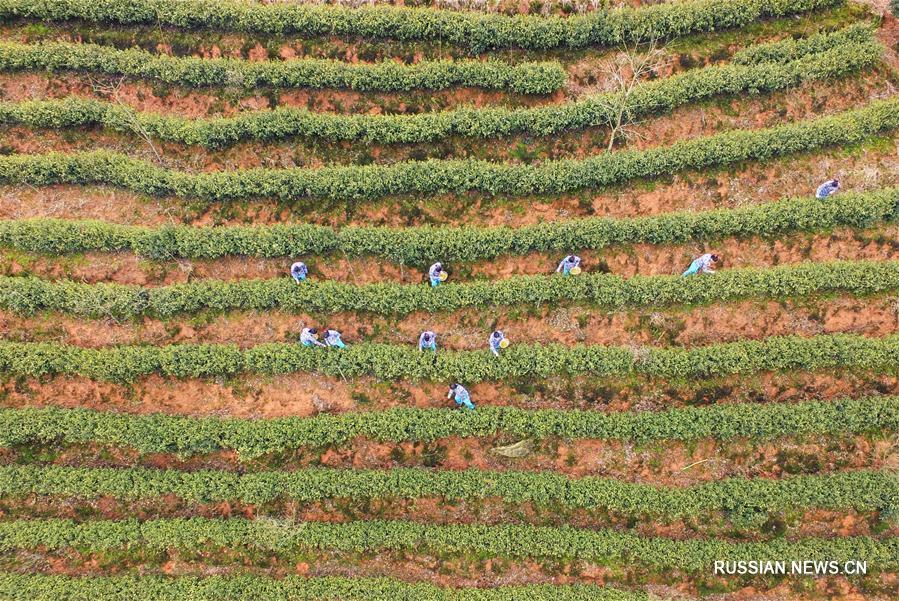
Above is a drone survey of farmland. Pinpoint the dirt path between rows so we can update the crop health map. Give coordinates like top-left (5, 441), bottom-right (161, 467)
top-left (0, 72), bottom-right (552, 122)
top-left (3, 365), bottom-right (898, 419)
top-left (5, 427), bottom-right (891, 485)
top-left (3, 293), bottom-right (898, 351)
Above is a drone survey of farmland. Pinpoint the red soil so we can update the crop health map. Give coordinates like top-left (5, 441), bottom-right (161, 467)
top-left (2, 292), bottom-right (898, 351)
top-left (3, 360), bottom-right (899, 421)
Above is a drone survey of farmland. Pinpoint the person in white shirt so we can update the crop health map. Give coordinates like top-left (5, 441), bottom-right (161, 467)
top-left (419, 331), bottom-right (437, 352)
top-left (682, 253), bottom-right (720, 277)
top-left (815, 178), bottom-right (840, 199)
top-left (323, 329), bottom-right (346, 349)
top-left (489, 330), bottom-right (506, 357)
top-left (428, 262), bottom-right (447, 287)
top-left (300, 327), bottom-right (326, 347)
top-left (290, 261), bottom-right (307, 283)
top-left (448, 383), bottom-right (475, 410)
top-left (556, 255), bottom-right (581, 275)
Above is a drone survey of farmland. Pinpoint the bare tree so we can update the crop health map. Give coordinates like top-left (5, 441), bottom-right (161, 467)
top-left (86, 77), bottom-right (184, 281)
top-left (88, 75), bottom-right (164, 164)
top-left (598, 36), bottom-right (668, 151)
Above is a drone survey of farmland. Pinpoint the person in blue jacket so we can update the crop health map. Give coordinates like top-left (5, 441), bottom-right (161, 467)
top-left (556, 255), bottom-right (581, 275)
top-left (448, 383), bottom-right (475, 410)
top-left (815, 178), bottom-right (840, 199)
top-left (419, 331), bottom-right (437, 352)
top-left (290, 261), bottom-right (308, 283)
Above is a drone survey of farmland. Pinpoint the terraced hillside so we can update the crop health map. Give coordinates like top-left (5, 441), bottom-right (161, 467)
top-left (0, 0), bottom-right (898, 599)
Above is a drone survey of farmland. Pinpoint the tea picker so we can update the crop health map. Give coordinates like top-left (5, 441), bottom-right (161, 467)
top-left (682, 253), bottom-right (720, 277)
top-left (324, 329), bottom-right (346, 349)
top-left (428, 262), bottom-right (449, 287)
top-left (815, 178), bottom-right (840, 199)
top-left (290, 261), bottom-right (308, 283)
top-left (300, 327), bottom-right (327, 347)
top-left (448, 383), bottom-right (475, 410)
top-left (489, 330), bottom-right (509, 357)
top-left (419, 331), bottom-right (437, 352)
top-left (556, 255), bottom-right (582, 276)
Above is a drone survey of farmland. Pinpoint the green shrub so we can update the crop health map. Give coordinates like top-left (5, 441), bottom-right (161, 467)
top-left (3, 259), bottom-right (899, 319)
top-left (1, 465), bottom-right (893, 518)
top-left (0, 0), bottom-right (844, 53)
top-left (1, 333), bottom-right (898, 382)
top-left (731, 21), bottom-right (873, 64)
top-left (1, 397), bottom-right (893, 457)
top-left (0, 32), bottom-right (878, 147)
top-left (0, 517), bottom-right (894, 572)
top-left (1, 188), bottom-right (896, 263)
top-left (0, 574), bottom-right (645, 601)
top-left (0, 41), bottom-right (565, 94)
top-left (0, 99), bottom-right (894, 203)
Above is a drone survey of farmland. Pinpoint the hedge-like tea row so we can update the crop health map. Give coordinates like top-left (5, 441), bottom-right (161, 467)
top-left (2, 397), bottom-right (893, 457)
top-left (0, 36), bottom-right (878, 147)
top-left (7, 260), bottom-right (899, 319)
top-left (2, 188), bottom-right (896, 263)
top-left (2, 465), bottom-right (894, 518)
top-left (732, 21), bottom-right (874, 65)
top-left (0, 41), bottom-right (565, 94)
top-left (0, 0), bottom-right (843, 53)
top-left (0, 574), bottom-right (645, 601)
top-left (2, 333), bottom-right (899, 382)
top-left (0, 99), bottom-right (895, 203)
top-left (0, 517), bottom-right (894, 572)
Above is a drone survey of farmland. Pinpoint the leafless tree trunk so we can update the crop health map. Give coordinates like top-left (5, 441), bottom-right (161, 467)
top-left (89, 75), bottom-right (164, 164)
top-left (599, 37), bottom-right (667, 151)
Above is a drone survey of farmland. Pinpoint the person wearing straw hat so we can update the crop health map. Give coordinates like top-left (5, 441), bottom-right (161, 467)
top-left (290, 261), bottom-right (308, 284)
top-left (448, 383), bottom-right (475, 410)
top-left (428, 262), bottom-right (448, 287)
top-left (556, 255), bottom-right (582, 276)
top-left (682, 253), bottom-right (720, 277)
top-left (323, 328), bottom-right (346, 349)
top-left (489, 330), bottom-right (509, 357)
top-left (300, 327), bottom-right (327, 347)
top-left (419, 331), bottom-right (437, 353)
